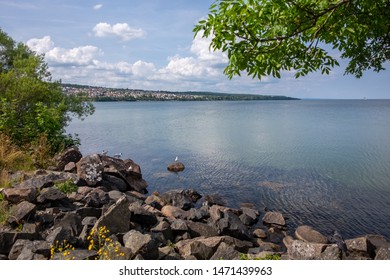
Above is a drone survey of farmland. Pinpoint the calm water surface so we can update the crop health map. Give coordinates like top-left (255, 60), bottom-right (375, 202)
top-left (67, 100), bottom-right (390, 239)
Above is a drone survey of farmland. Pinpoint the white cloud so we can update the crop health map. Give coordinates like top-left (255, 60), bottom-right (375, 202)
top-left (93, 4), bottom-right (103, 10)
top-left (92, 22), bottom-right (146, 41)
top-left (27, 36), bottom-right (103, 66)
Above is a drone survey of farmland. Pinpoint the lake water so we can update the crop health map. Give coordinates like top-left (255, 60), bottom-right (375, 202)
top-left (67, 100), bottom-right (390, 240)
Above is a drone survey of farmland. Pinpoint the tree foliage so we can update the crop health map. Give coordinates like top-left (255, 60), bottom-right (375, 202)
top-left (194, 0), bottom-right (390, 79)
top-left (0, 28), bottom-right (94, 153)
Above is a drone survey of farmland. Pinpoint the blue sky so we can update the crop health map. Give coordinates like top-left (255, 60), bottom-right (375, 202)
top-left (1, 0), bottom-right (389, 99)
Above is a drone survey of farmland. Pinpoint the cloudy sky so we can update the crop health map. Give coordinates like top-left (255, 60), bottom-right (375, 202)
top-left (1, 0), bottom-right (389, 99)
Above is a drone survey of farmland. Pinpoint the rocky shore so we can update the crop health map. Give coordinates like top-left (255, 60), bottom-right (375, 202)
top-left (1, 148), bottom-right (389, 260)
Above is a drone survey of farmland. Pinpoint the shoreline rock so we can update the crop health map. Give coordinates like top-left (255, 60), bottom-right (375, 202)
top-left (0, 151), bottom-right (389, 260)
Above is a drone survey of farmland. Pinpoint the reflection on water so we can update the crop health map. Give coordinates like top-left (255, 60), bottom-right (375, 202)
top-left (67, 100), bottom-right (390, 239)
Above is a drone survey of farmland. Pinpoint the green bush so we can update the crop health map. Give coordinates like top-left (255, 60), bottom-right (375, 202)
top-left (55, 179), bottom-right (78, 194)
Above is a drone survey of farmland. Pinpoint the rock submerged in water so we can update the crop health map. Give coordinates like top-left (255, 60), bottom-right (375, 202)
top-left (167, 162), bottom-right (185, 172)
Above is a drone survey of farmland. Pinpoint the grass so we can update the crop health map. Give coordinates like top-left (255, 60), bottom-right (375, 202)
top-left (54, 179), bottom-right (78, 194)
top-left (0, 200), bottom-right (11, 225)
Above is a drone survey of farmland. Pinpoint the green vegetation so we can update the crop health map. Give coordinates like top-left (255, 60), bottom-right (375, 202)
top-left (240, 253), bottom-right (281, 260)
top-left (0, 200), bottom-right (11, 225)
top-left (194, 0), bottom-right (389, 80)
top-left (54, 179), bottom-right (78, 194)
top-left (0, 28), bottom-right (94, 154)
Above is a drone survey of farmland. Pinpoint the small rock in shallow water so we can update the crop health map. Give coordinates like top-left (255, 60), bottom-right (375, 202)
top-left (167, 162), bottom-right (185, 172)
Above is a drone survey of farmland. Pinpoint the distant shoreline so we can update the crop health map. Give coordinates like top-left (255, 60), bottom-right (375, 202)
top-left (61, 83), bottom-right (300, 102)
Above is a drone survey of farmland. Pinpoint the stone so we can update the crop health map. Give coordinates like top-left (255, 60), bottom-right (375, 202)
top-left (160, 189), bottom-right (201, 210)
top-left (161, 205), bottom-right (187, 219)
top-left (108, 190), bottom-right (125, 202)
top-left (102, 174), bottom-right (128, 192)
top-left (375, 247), bottom-right (390, 260)
top-left (92, 195), bottom-right (131, 234)
top-left (255, 240), bottom-right (283, 252)
top-left (211, 242), bottom-right (241, 260)
top-left (129, 202), bottom-right (158, 228)
top-left (123, 230), bottom-right (159, 259)
top-left (167, 162), bottom-right (185, 172)
top-left (2, 187), bottom-right (37, 204)
top-left (52, 249), bottom-right (98, 260)
top-left (176, 239), bottom-right (215, 260)
top-left (82, 188), bottom-right (110, 207)
top-left (187, 206), bottom-right (210, 221)
top-left (76, 207), bottom-right (102, 220)
top-left (253, 228), bottom-right (267, 239)
top-left (9, 240), bottom-right (51, 260)
top-left (216, 211), bottom-right (251, 240)
top-left (76, 154), bottom-right (104, 186)
top-left (171, 219), bottom-right (188, 231)
top-left (366, 234), bottom-right (390, 252)
top-left (283, 236), bottom-right (295, 248)
top-left (186, 221), bottom-right (219, 238)
top-left (36, 187), bottom-right (67, 203)
top-left (54, 213), bottom-right (82, 236)
top-left (55, 146), bottom-right (82, 171)
top-left (287, 240), bottom-right (327, 260)
top-left (64, 162), bottom-right (76, 173)
top-left (14, 171), bottom-right (79, 189)
top-left (262, 211), bottom-right (286, 226)
top-left (320, 245), bottom-right (341, 260)
top-left (82, 216), bottom-right (97, 226)
top-left (8, 201), bottom-right (36, 225)
top-left (295, 225), bottom-right (328, 244)
top-left (145, 195), bottom-right (166, 209)
top-left (0, 231), bottom-right (39, 255)
top-left (46, 227), bottom-right (74, 245)
top-left (240, 207), bottom-right (260, 226)
top-left (126, 177), bottom-right (148, 194)
top-left (346, 237), bottom-right (375, 258)
top-left (158, 246), bottom-right (182, 260)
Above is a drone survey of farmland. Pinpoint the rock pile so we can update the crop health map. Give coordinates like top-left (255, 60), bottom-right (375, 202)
top-left (0, 148), bottom-right (389, 260)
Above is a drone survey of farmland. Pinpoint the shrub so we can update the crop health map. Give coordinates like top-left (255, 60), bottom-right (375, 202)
top-left (54, 179), bottom-right (78, 194)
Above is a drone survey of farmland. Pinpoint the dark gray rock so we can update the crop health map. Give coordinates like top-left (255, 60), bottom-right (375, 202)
top-left (129, 202), bottom-right (158, 228)
top-left (82, 216), bottom-right (97, 226)
top-left (345, 236), bottom-right (375, 258)
top-left (8, 201), bottom-right (36, 225)
top-left (211, 242), bottom-right (241, 260)
top-left (92, 195), bottom-right (131, 234)
top-left (102, 174), bottom-right (128, 192)
top-left (187, 206), bottom-right (210, 221)
top-left (186, 221), bottom-right (219, 238)
top-left (160, 189), bottom-right (201, 210)
top-left (262, 211), bottom-right (286, 226)
top-left (0, 231), bottom-right (39, 255)
top-left (55, 146), bottom-right (82, 171)
top-left (83, 188), bottom-right (110, 207)
top-left (36, 187), bottom-right (67, 203)
top-left (54, 212), bottom-right (82, 236)
top-left (123, 230), bottom-right (159, 259)
top-left (171, 219), bottom-right (188, 231)
top-left (75, 207), bottom-right (102, 220)
top-left (167, 162), bottom-right (185, 172)
top-left (320, 245), bottom-right (341, 260)
top-left (46, 227), bottom-right (74, 245)
top-left (158, 246), bottom-right (182, 260)
top-left (9, 239), bottom-right (51, 260)
top-left (295, 225), bottom-right (328, 244)
top-left (216, 211), bottom-right (251, 241)
top-left (52, 249), bottom-right (98, 260)
top-left (2, 187), bottom-right (37, 204)
top-left (240, 207), bottom-right (260, 226)
top-left (13, 171), bottom-right (79, 189)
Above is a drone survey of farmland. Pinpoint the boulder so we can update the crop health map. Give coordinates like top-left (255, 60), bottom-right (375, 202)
top-left (160, 189), bottom-right (201, 210)
top-left (82, 188), bottom-right (110, 207)
top-left (253, 228), bottom-right (267, 239)
top-left (2, 187), bottom-right (37, 204)
top-left (92, 195), bottom-right (131, 234)
top-left (101, 174), bottom-right (128, 192)
top-left (129, 202), bottom-right (158, 228)
top-left (345, 236), bottom-right (375, 258)
top-left (216, 211), bottom-right (251, 240)
top-left (158, 246), bottom-right (182, 260)
top-left (167, 162), bottom-right (185, 172)
top-left (36, 187), bottom-right (67, 203)
top-left (52, 249), bottom-right (98, 260)
top-left (13, 171), bottom-right (79, 189)
top-left (0, 231), bottom-right (39, 255)
top-left (64, 162), bottom-right (76, 173)
top-left (262, 211), bottom-right (286, 226)
top-left (8, 201), bottom-right (36, 225)
top-left (210, 242), bottom-right (241, 260)
top-left (320, 245), bottom-right (342, 260)
top-left (375, 247), bottom-right (390, 260)
top-left (171, 219), bottom-right (188, 231)
top-left (161, 205), bottom-right (187, 219)
top-left (187, 206), bottom-right (210, 221)
top-left (46, 227), bottom-right (74, 245)
top-left (239, 207), bottom-right (260, 226)
top-left (76, 154), bottom-right (104, 186)
top-left (123, 230), bottom-right (159, 259)
top-left (53, 213), bottom-right (82, 236)
top-left (176, 239), bottom-right (215, 260)
top-left (54, 146), bottom-right (82, 171)
top-left (9, 240), bottom-right (51, 260)
top-left (186, 221), bottom-right (219, 238)
top-left (287, 240), bottom-right (327, 260)
top-left (295, 225), bottom-right (328, 244)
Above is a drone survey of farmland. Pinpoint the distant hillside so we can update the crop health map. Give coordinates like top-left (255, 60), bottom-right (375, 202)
top-left (61, 83), bottom-right (299, 101)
